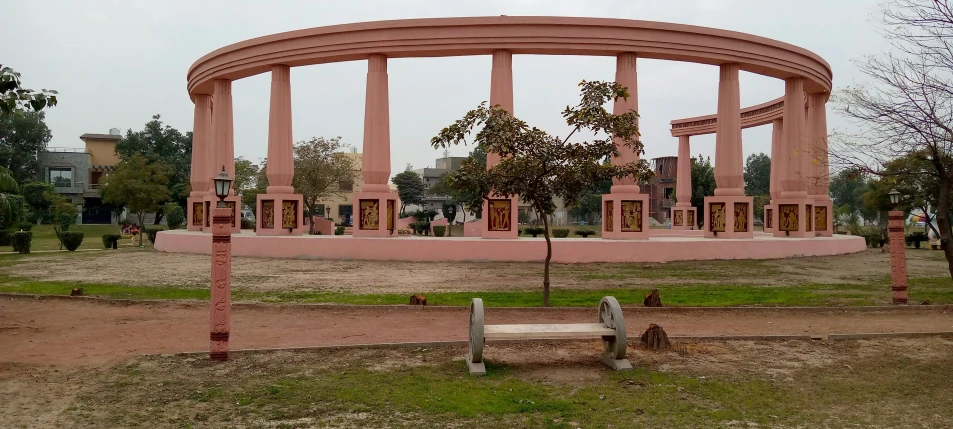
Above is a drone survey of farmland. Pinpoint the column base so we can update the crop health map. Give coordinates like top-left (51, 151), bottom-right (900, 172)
top-left (812, 198), bottom-right (834, 237)
top-left (352, 191), bottom-right (399, 237)
top-left (771, 197), bottom-right (815, 238)
top-left (187, 195), bottom-right (207, 231)
top-left (482, 195), bottom-right (519, 239)
top-left (256, 193), bottom-right (306, 236)
top-left (670, 206), bottom-right (697, 230)
top-left (601, 193), bottom-right (650, 240)
top-left (203, 195), bottom-right (241, 233)
top-left (703, 195), bottom-right (754, 239)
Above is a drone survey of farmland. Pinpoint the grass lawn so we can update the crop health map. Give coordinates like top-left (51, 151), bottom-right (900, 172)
top-left (17, 338), bottom-right (951, 428)
top-left (1, 224), bottom-right (165, 252)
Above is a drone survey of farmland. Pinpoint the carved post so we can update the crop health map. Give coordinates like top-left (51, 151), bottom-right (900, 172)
top-left (210, 207), bottom-right (232, 360)
top-left (888, 210), bottom-right (908, 304)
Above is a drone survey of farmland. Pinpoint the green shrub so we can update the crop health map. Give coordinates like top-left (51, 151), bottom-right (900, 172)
top-left (433, 225), bottom-right (446, 237)
top-left (906, 231), bottom-right (929, 249)
top-left (524, 226), bottom-right (545, 237)
top-left (145, 228), bottom-right (161, 244)
top-left (574, 228), bottom-right (596, 238)
top-left (164, 203), bottom-right (186, 230)
top-left (335, 226), bottom-right (345, 235)
top-left (12, 231), bottom-right (32, 254)
top-left (56, 211), bottom-right (76, 232)
top-left (102, 234), bottom-right (122, 249)
top-left (411, 220), bottom-right (431, 236)
top-left (18, 221), bottom-right (32, 231)
top-left (241, 217), bottom-right (255, 230)
top-left (552, 228), bottom-right (570, 238)
top-left (61, 232), bottom-right (84, 251)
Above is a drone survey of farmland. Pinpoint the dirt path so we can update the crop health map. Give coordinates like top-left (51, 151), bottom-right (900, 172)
top-left (2, 297), bottom-right (951, 367)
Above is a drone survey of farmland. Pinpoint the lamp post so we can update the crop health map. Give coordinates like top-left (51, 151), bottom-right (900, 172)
top-left (210, 167), bottom-right (233, 360)
top-left (887, 188), bottom-right (908, 304)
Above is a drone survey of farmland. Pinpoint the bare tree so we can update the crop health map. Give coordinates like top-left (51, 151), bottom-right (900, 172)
top-left (831, 0), bottom-right (953, 279)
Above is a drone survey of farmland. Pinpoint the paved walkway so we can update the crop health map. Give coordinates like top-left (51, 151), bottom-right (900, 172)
top-left (1, 297), bottom-right (951, 366)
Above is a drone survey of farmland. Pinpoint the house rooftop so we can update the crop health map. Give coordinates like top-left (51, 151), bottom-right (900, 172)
top-left (80, 133), bottom-right (121, 141)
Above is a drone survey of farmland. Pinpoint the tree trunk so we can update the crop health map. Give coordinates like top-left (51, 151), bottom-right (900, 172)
top-left (541, 207), bottom-right (552, 307)
top-left (937, 174), bottom-right (953, 281)
top-left (643, 289), bottom-right (662, 307)
top-left (640, 324), bottom-right (671, 351)
top-left (154, 212), bottom-right (164, 225)
top-left (138, 211), bottom-right (145, 248)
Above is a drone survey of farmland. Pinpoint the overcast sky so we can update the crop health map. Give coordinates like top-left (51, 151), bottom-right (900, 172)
top-left (6, 0), bottom-right (890, 178)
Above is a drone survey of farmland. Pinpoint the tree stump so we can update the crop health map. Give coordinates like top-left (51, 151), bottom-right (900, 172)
top-left (640, 324), bottom-right (671, 351)
top-left (409, 294), bottom-right (427, 305)
top-left (643, 289), bottom-right (662, 307)
top-left (70, 288), bottom-right (84, 297)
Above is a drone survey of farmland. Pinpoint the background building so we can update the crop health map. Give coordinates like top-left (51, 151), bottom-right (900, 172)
top-left (641, 156), bottom-right (678, 224)
top-left (36, 128), bottom-right (122, 224)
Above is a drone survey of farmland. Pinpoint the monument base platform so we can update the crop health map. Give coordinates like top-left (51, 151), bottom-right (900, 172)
top-left (155, 230), bottom-right (866, 264)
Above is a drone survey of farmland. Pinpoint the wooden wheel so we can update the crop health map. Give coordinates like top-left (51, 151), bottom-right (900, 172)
top-left (468, 298), bottom-right (485, 364)
top-left (598, 296), bottom-right (627, 360)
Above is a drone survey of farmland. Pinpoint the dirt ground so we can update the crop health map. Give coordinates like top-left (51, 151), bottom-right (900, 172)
top-left (1, 296), bottom-right (951, 367)
top-left (3, 248), bottom-right (949, 294)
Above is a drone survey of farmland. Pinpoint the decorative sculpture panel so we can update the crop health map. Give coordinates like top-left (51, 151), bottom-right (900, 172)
top-left (673, 210), bottom-right (683, 226)
top-left (733, 203), bottom-right (749, 232)
top-left (487, 199), bottom-right (512, 231)
top-left (224, 201), bottom-right (237, 227)
top-left (260, 200), bottom-right (275, 229)
top-left (192, 202), bottom-right (204, 226)
top-left (709, 202), bottom-right (726, 232)
top-left (387, 200), bottom-right (395, 231)
top-left (686, 210), bottom-right (694, 228)
top-left (765, 208), bottom-right (773, 229)
top-left (281, 200), bottom-right (297, 229)
top-left (604, 201), bottom-right (613, 232)
top-left (815, 206), bottom-right (827, 231)
top-left (805, 205), bottom-right (813, 232)
top-left (359, 199), bottom-right (379, 230)
top-left (621, 200), bottom-right (642, 232)
top-left (779, 204), bottom-right (799, 231)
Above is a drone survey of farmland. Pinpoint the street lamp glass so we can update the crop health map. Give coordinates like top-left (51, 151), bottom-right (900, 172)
top-left (888, 189), bottom-right (900, 206)
top-left (213, 166), bottom-right (233, 201)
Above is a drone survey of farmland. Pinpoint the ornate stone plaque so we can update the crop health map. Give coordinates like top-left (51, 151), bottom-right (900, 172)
top-left (260, 200), bottom-right (275, 229)
top-left (805, 205), bottom-right (813, 232)
top-left (621, 200), bottom-right (642, 232)
top-left (673, 210), bottom-right (683, 226)
top-left (733, 202), bottom-right (749, 233)
top-left (281, 200), bottom-right (297, 229)
top-left (604, 200), bottom-right (613, 232)
top-left (815, 206), bottom-right (827, 232)
top-left (359, 199), bottom-right (379, 230)
top-left (387, 200), bottom-right (395, 231)
top-left (779, 204), bottom-right (799, 231)
top-left (765, 208), bottom-right (773, 229)
top-left (686, 210), bottom-right (694, 228)
top-left (709, 202), bottom-right (726, 232)
top-left (192, 202), bottom-right (204, 226)
top-left (487, 199), bottom-right (512, 231)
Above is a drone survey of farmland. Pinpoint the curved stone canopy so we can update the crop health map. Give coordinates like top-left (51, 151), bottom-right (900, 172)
top-left (187, 16), bottom-right (832, 97)
top-left (670, 96), bottom-right (785, 137)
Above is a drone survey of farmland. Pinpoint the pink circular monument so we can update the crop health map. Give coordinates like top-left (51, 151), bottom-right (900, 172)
top-left (158, 16), bottom-right (865, 263)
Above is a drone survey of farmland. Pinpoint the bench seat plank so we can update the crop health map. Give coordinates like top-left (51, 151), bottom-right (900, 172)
top-left (484, 323), bottom-right (615, 339)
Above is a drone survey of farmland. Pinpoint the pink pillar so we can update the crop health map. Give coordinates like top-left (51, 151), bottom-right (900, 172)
top-left (204, 79), bottom-right (241, 233)
top-left (610, 52), bottom-right (640, 193)
top-left (187, 95), bottom-right (212, 231)
top-left (266, 65), bottom-right (294, 194)
top-left (769, 120), bottom-right (783, 201)
top-left (889, 210), bottom-right (908, 303)
top-left (670, 134), bottom-right (696, 230)
top-left (486, 49), bottom-right (514, 168)
top-left (807, 92), bottom-right (832, 236)
top-left (780, 78), bottom-right (807, 197)
top-left (361, 54), bottom-right (391, 193)
top-left (714, 64), bottom-right (743, 196)
top-left (209, 207), bottom-right (232, 361)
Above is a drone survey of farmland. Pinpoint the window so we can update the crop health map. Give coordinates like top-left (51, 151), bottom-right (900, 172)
top-left (338, 180), bottom-right (353, 192)
top-left (663, 187), bottom-right (674, 200)
top-left (49, 168), bottom-right (72, 187)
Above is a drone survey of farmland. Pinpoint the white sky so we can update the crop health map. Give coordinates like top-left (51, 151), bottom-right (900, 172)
top-left (5, 0), bottom-right (889, 178)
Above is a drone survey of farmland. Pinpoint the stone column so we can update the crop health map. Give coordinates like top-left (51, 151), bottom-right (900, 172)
top-left (670, 135), bottom-right (696, 230)
top-left (889, 210), bottom-right (909, 304)
top-left (204, 79), bottom-right (241, 233)
top-left (187, 94), bottom-right (212, 231)
top-left (353, 54), bottom-right (398, 238)
top-left (256, 65), bottom-right (305, 236)
top-left (209, 207), bottom-right (232, 361)
top-left (482, 50), bottom-right (519, 239)
top-left (703, 64), bottom-right (752, 239)
top-left (764, 119), bottom-right (783, 233)
top-left (773, 77), bottom-right (813, 238)
top-left (602, 52), bottom-right (649, 239)
top-left (807, 92), bottom-right (832, 236)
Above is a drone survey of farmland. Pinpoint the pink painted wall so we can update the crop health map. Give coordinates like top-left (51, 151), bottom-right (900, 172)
top-left (312, 217), bottom-right (335, 235)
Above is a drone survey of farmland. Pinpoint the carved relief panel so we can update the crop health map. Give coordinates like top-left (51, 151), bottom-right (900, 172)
top-left (192, 202), bottom-right (204, 226)
top-left (673, 210), bottom-right (683, 226)
top-left (487, 199), bottom-right (512, 231)
top-left (779, 204), bottom-right (799, 231)
top-left (733, 203), bottom-right (749, 233)
top-left (359, 199), bottom-right (379, 230)
top-left (281, 200), bottom-right (298, 229)
top-left (815, 206), bottom-right (827, 232)
top-left (765, 208), bottom-right (773, 229)
top-left (260, 200), bottom-right (275, 229)
top-left (621, 200), bottom-right (642, 232)
top-left (709, 202), bottom-right (726, 232)
top-left (604, 201), bottom-right (613, 232)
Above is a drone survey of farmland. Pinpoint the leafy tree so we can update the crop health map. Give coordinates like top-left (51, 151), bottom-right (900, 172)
top-left (41, 189), bottom-right (77, 249)
top-left (431, 80), bottom-right (652, 306)
top-left (163, 202), bottom-right (186, 230)
top-left (568, 178), bottom-right (611, 225)
top-left (100, 154), bottom-right (171, 247)
top-left (292, 137), bottom-right (359, 234)
top-left (831, 0), bottom-right (953, 279)
top-left (690, 155), bottom-right (716, 228)
top-left (21, 181), bottom-right (53, 222)
top-left (116, 115), bottom-right (192, 223)
top-left (0, 111), bottom-right (52, 184)
top-left (0, 167), bottom-right (22, 230)
top-left (234, 156), bottom-right (269, 215)
top-left (392, 165), bottom-right (426, 215)
top-left (863, 153), bottom-right (942, 237)
top-left (829, 168), bottom-right (870, 221)
top-left (743, 153), bottom-right (771, 198)
top-left (0, 66), bottom-right (58, 117)
top-left (440, 201), bottom-right (457, 234)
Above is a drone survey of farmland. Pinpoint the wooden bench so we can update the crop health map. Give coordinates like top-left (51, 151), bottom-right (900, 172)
top-left (466, 296), bottom-right (632, 375)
